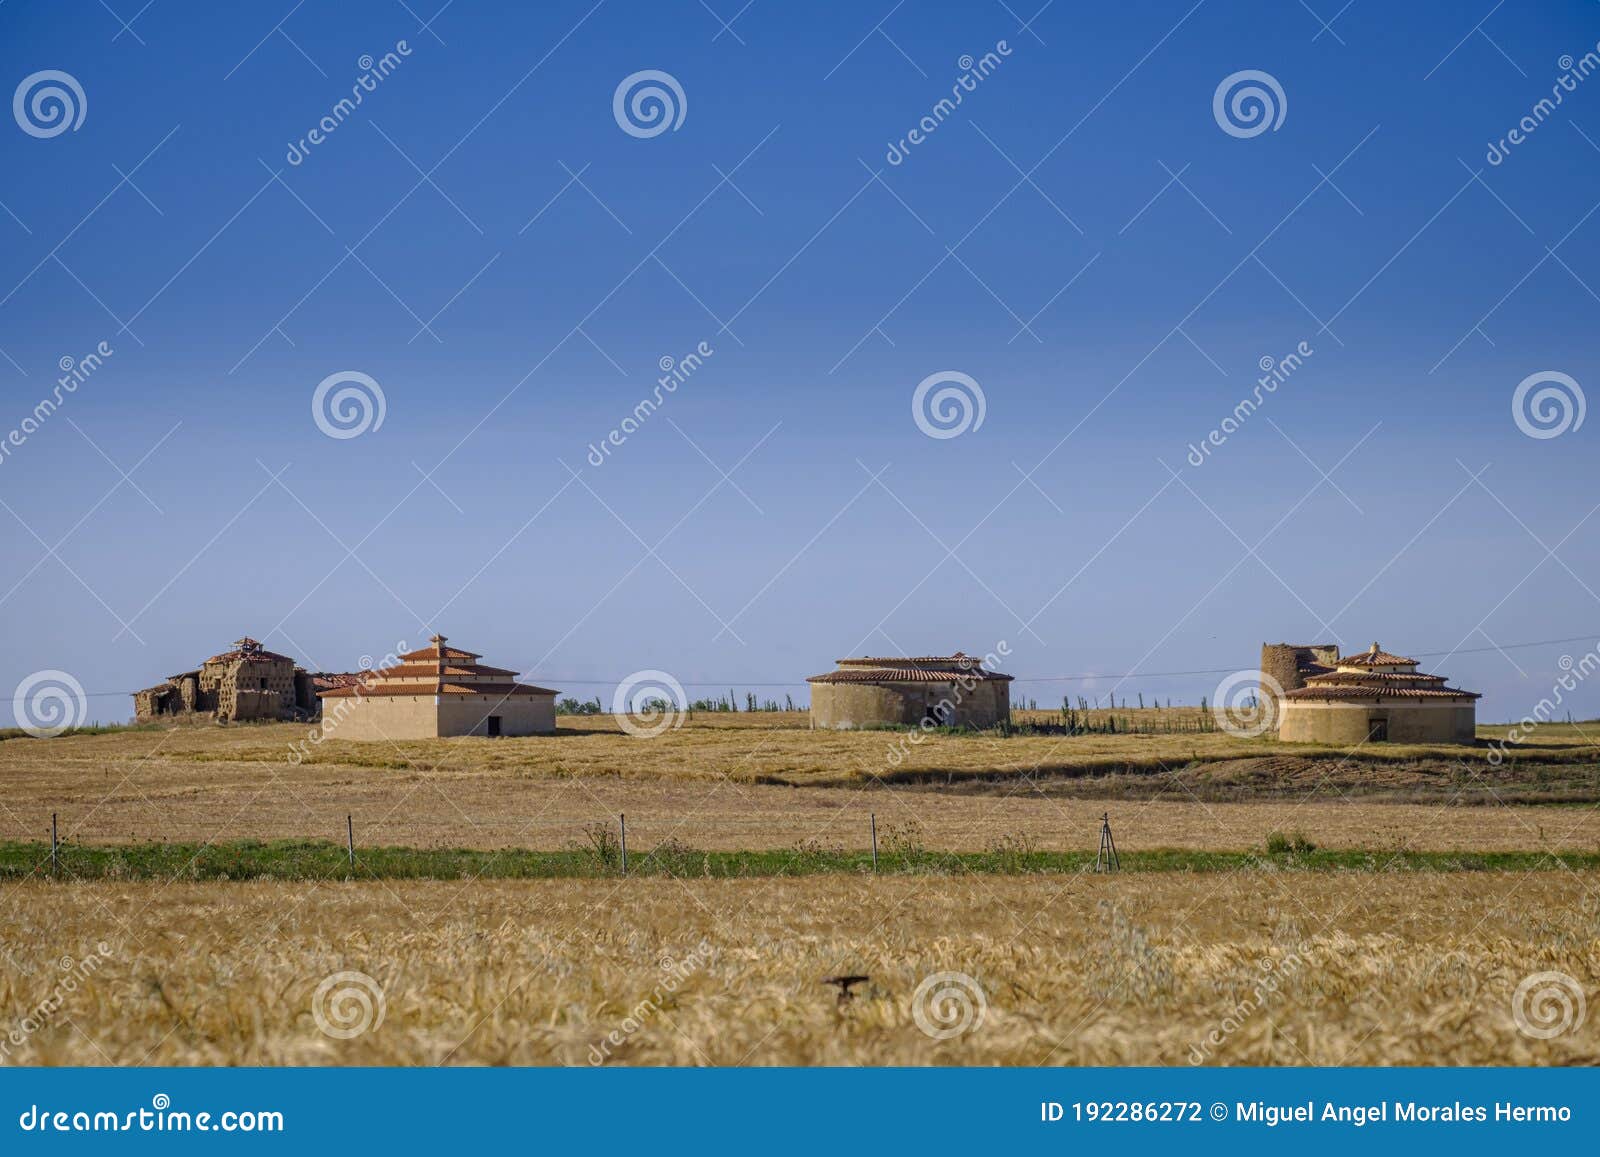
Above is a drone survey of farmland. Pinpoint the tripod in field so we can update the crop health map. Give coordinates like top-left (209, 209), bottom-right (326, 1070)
top-left (1095, 812), bottom-right (1120, 873)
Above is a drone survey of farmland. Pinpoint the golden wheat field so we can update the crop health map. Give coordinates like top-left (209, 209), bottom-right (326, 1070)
top-left (3, 873), bottom-right (1596, 1066)
top-left (3, 716), bottom-right (1598, 853)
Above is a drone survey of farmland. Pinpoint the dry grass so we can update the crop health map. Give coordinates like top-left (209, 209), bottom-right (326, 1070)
top-left (2, 717), bottom-right (1597, 853)
top-left (4, 873), bottom-right (1596, 1065)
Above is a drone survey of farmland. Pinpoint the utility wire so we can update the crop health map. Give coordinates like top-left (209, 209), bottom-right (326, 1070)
top-left (64, 631), bottom-right (1600, 697)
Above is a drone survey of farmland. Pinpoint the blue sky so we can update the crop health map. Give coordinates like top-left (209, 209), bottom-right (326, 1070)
top-left (2, 0), bottom-right (1598, 723)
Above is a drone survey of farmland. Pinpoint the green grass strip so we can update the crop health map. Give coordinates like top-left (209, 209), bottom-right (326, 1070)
top-left (2, 840), bottom-right (1598, 881)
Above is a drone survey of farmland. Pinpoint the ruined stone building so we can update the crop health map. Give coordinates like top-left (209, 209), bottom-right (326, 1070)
top-left (1258, 642), bottom-right (1342, 719)
top-left (133, 637), bottom-right (342, 723)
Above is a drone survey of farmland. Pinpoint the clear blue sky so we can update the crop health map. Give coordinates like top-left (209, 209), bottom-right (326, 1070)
top-left (2, 0), bottom-right (1598, 723)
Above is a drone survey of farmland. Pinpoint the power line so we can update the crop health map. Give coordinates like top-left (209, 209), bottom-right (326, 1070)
top-left (66, 631), bottom-right (1600, 697)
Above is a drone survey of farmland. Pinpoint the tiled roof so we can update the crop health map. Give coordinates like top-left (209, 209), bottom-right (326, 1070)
top-left (312, 672), bottom-right (367, 689)
top-left (398, 634), bottom-right (482, 662)
top-left (1283, 684), bottom-right (1479, 701)
top-left (206, 637), bottom-right (294, 665)
top-left (1302, 670), bottom-right (1447, 689)
top-left (319, 680), bottom-right (559, 699)
top-left (1338, 643), bottom-right (1417, 668)
top-left (372, 663), bottom-right (520, 679)
top-left (809, 653), bottom-right (1013, 685)
top-left (836, 652), bottom-right (983, 666)
top-left (1285, 644), bottom-right (1478, 702)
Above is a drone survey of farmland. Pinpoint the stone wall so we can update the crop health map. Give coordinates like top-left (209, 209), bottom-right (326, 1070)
top-left (810, 680), bottom-right (1010, 730)
top-left (318, 694), bottom-right (557, 740)
top-left (1279, 700), bottom-right (1477, 744)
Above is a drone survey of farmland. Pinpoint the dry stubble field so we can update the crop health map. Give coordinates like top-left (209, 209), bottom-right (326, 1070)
top-left (2, 713), bottom-right (1598, 853)
top-left (4, 714), bottom-right (1599, 1066)
top-left (3, 873), bottom-right (1597, 1065)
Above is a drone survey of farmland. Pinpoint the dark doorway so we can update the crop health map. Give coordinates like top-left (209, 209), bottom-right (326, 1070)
top-left (1367, 717), bottom-right (1388, 742)
top-left (486, 715), bottom-right (502, 737)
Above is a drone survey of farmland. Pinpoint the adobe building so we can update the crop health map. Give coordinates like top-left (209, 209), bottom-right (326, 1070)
top-left (806, 652), bottom-right (1013, 730)
top-left (317, 634), bottom-right (559, 740)
top-left (1277, 642), bottom-right (1480, 744)
top-left (133, 637), bottom-right (331, 723)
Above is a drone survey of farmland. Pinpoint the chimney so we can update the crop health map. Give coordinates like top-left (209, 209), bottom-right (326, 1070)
top-left (431, 633), bottom-right (447, 681)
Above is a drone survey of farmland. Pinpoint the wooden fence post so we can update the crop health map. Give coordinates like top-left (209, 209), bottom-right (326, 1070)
top-left (870, 812), bottom-right (878, 873)
top-left (346, 814), bottom-right (355, 873)
top-left (619, 813), bottom-right (628, 876)
top-left (51, 813), bottom-right (58, 878)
